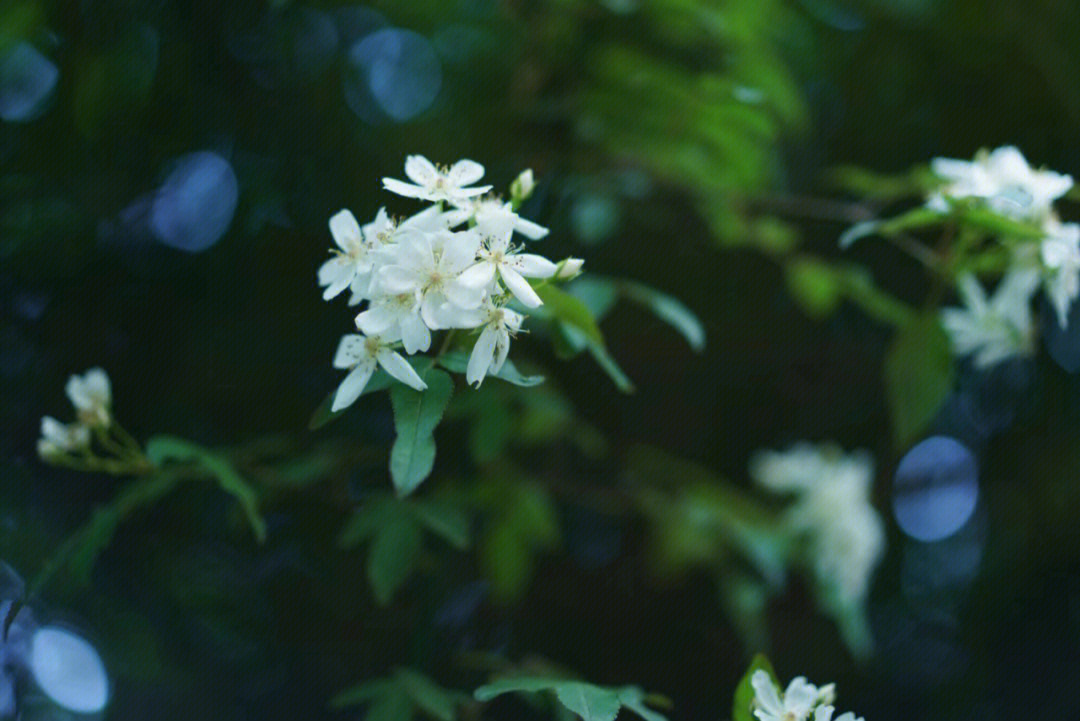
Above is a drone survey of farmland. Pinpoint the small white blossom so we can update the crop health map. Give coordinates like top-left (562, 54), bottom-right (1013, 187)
top-left (940, 269), bottom-right (1040, 368)
top-left (318, 209), bottom-right (378, 302)
top-left (465, 302), bottom-right (524, 387)
top-left (354, 290), bottom-right (431, 355)
top-left (750, 671), bottom-right (863, 721)
top-left (1040, 219), bottom-right (1080, 328)
top-left (331, 334), bottom-right (427, 412)
top-left (382, 156), bottom-right (492, 205)
top-left (929, 146), bottom-right (1073, 221)
top-left (751, 444), bottom-right (885, 604)
top-left (65, 368), bottom-right (111, 426)
top-left (445, 195), bottom-right (549, 240)
top-left (37, 416), bottom-right (90, 457)
top-left (458, 227), bottom-right (558, 308)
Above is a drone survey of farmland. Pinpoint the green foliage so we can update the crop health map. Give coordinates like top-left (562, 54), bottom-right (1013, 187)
top-left (308, 372), bottom-right (393, 430)
top-left (883, 315), bottom-right (955, 447)
top-left (438, 352), bottom-right (545, 387)
top-left (619, 280), bottom-right (706, 352)
top-left (333, 669), bottom-right (467, 721)
top-left (389, 369), bottom-right (455, 496)
top-left (475, 677), bottom-right (668, 721)
top-left (732, 654), bottom-right (778, 721)
top-left (145, 436), bottom-right (267, 543)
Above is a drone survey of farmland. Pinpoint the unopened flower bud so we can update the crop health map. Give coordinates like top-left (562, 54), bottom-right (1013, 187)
top-left (557, 257), bottom-right (584, 279)
top-left (510, 169), bottom-right (536, 204)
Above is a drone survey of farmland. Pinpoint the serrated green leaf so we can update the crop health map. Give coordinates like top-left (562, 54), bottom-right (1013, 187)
top-left (409, 500), bottom-right (470, 549)
top-left (732, 654), bottom-right (778, 721)
top-left (389, 369), bottom-right (454, 496)
top-left (475, 677), bottom-right (574, 701)
top-left (883, 315), bottom-right (954, 447)
top-left (554, 684), bottom-right (622, 721)
top-left (144, 436), bottom-right (266, 542)
top-left (475, 678), bottom-right (668, 721)
top-left (368, 515), bottom-right (423, 605)
top-left (619, 281), bottom-right (705, 351)
top-left (615, 688), bottom-right (669, 721)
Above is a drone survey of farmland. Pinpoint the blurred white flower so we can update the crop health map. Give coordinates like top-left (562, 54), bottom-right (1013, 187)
top-left (940, 269), bottom-right (1040, 368)
top-left (382, 156), bottom-right (492, 205)
top-left (750, 671), bottom-right (863, 721)
top-left (465, 303), bottom-right (524, 387)
top-left (929, 146), bottom-right (1073, 221)
top-left (65, 368), bottom-right (111, 426)
top-left (751, 443), bottom-right (885, 604)
top-left (331, 334), bottom-right (427, 412)
top-left (1040, 219), bottom-right (1080, 328)
top-left (36, 417), bottom-right (90, 457)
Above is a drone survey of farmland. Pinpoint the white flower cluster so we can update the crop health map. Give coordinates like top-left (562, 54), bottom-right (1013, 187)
top-left (319, 156), bottom-right (580, 411)
top-left (750, 670), bottom-right (864, 721)
top-left (750, 443), bottom-right (885, 605)
top-left (930, 146), bottom-right (1080, 366)
top-left (37, 368), bottom-right (111, 458)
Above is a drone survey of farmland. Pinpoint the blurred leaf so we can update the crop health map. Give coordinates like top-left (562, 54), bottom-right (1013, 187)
top-left (475, 678), bottom-right (668, 721)
top-left (883, 315), bottom-right (955, 447)
top-left (389, 369), bottom-right (454, 496)
top-left (409, 500), bottom-right (470, 550)
top-left (784, 258), bottom-right (842, 319)
top-left (955, 205), bottom-right (1047, 240)
top-left (146, 436), bottom-right (267, 543)
top-left (369, 513), bottom-right (424, 605)
top-left (619, 280), bottom-right (705, 351)
top-left (395, 668), bottom-right (465, 721)
top-left (478, 480), bottom-right (560, 602)
top-left (536, 284), bottom-right (605, 347)
top-left (334, 669), bottom-right (462, 721)
top-left (732, 654), bottom-right (778, 721)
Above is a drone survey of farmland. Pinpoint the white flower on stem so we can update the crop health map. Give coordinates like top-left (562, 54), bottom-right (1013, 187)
top-left (354, 290), bottom-right (431, 355)
top-left (331, 334), bottom-right (427, 412)
top-left (751, 444), bottom-right (885, 604)
top-left (376, 229), bottom-right (485, 328)
top-left (465, 302), bottom-right (525, 387)
top-left (458, 228), bottom-right (558, 308)
top-left (445, 195), bottom-right (549, 240)
top-left (750, 671), bottom-right (821, 721)
top-left (940, 269), bottom-right (1041, 368)
top-left (382, 156), bottom-right (492, 205)
top-left (1040, 219), bottom-right (1080, 328)
top-left (65, 368), bottom-right (111, 426)
top-left (319, 209), bottom-right (379, 303)
top-left (929, 146), bottom-right (1073, 221)
top-left (37, 417), bottom-right (90, 457)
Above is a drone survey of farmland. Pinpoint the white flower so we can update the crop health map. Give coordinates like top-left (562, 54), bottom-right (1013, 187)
top-left (751, 444), bottom-right (885, 604)
top-left (319, 209), bottom-right (379, 302)
top-left (1040, 219), bottom-right (1080, 328)
top-left (445, 195), bottom-right (549, 240)
top-left (382, 156), bottom-right (492, 205)
top-left (376, 229), bottom-right (485, 328)
top-left (465, 303), bottom-right (524, 387)
top-left (929, 146), bottom-right (1073, 221)
top-left (940, 269), bottom-right (1040, 368)
top-left (557, 258), bottom-right (585, 280)
top-left (331, 334), bottom-right (427, 412)
top-left (458, 227), bottom-right (558, 308)
top-left (354, 290), bottom-right (431, 355)
top-left (37, 417), bottom-right (90, 457)
top-left (65, 368), bottom-right (111, 426)
top-left (750, 671), bottom-right (820, 721)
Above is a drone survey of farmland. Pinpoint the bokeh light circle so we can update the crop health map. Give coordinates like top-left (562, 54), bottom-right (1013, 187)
top-left (150, 151), bottom-right (238, 252)
top-left (893, 435), bottom-right (979, 542)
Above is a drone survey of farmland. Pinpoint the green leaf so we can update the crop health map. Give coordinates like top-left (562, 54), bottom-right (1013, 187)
top-left (338, 498), bottom-right (391, 549)
top-left (619, 281), bottom-right (705, 351)
top-left (389, 369), bottom-right (455, 496)
top-left (784, 258), bottom-right (841, 319)
top-left (368, 514), bottom-right (423, 605)
top-left (955, 205), bottom-right (1046, 240)
top-left (145, 436), bottom-right (267, 543)
top-left (535, 284), bottom-right (605, 346)
top-left (438, 351), bottom-right (544, 387)
top-left (309, 372), bottom-right (392, 430)
top-left (395, 668), bottom-right (463, 721)
top-left (475, 678), bottom-right (668, 721)
top-left (585, 338), bottom-right (636, 394)
top-left (368, 687), bottom-right (414, 721)
top-left (409, 500), bottom-right (470, 550)
top-left (883, 315), bottom-right (955, 447)
top-left (732, 654), bottom-right (778, 721)
top-left (331, 680), bottom-right (396, 709)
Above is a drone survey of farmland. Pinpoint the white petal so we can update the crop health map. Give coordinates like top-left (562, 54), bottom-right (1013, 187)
top-left (382, 178), bottom-right (427, 198)
top-left (379, 265), bottom-right (423, 294)
top-left (440, 229), bottom-right (482, 273)
top-left (400, 314), bottom-right (432, 354)
top-left (329, 209), bottom-right (362, 251)
top-left (65, 376), bottom-right (90, 411)
top-left (442, 279), bottom-right (485, 310)
top-left (332, 334), bottom-right (368, 369)
top-left (499, 265), bottom-right (543, 308)
top-left (458, 261), bottom-right (497, 289)
top-left (814, 706), bottom-right (835, 721)
top-left (447, 159), bottom-right (485, 186)
top-left (355, 304), bottom-right (397, 335)
top-left (404, 155), bottom-right (440, 186)
top-left (492, 327), bottom-right (511, 373)
top-left (82, 368), bottom-right (111, 404)
top-left (750, 671), bottom-right (784, 717)
top-left (376, 349), bottom-right (427, 390)
top-left (332, 362), bottom-right (376, 411)
top-left (40, 417), bottom-right (67, 445)
top-left (514, 216), bottom-right (550, 240)
top-left (467, 325), bottom-right (498, 386)
top-left (320, 260), bottom-right (354, 300)
top-left (509, 253), bottom-right (558, 278)
top-left (29, 627), bottom-right (109, 714)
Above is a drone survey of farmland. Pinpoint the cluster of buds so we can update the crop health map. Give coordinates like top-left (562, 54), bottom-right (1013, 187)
top-left (37, 368), bottom-right (152, 475)
top-left (318, 156), bottom-right (584, 411)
